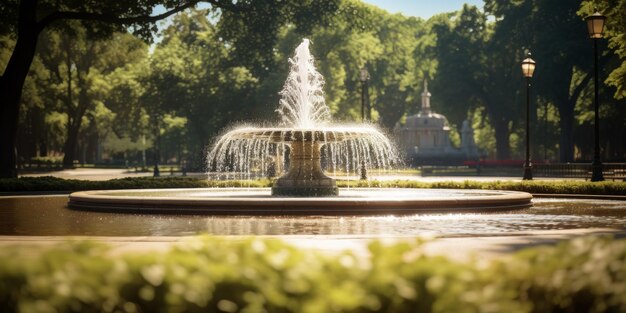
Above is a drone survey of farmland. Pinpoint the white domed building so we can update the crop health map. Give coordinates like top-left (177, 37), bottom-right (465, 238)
top-left (394, 80), bottom-right (480, 165)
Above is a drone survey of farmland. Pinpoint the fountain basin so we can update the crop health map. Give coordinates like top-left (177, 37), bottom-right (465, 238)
top-left (214, 127), bottom-right (397, 196)
top-left (207, 39), bottom-right (401, 197)
top-left (68, 188), bottom-right (533, 215)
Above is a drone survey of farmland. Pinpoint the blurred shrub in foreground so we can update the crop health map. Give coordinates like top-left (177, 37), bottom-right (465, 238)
top-left (1, 235), bottom-right (625, 312)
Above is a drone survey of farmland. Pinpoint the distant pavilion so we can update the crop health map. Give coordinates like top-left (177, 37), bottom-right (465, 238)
top-left (394, 80), bottom-right (480, 165)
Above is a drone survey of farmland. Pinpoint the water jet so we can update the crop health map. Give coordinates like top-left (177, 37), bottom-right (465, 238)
top-left (206, 39), bottom-right (399, 196)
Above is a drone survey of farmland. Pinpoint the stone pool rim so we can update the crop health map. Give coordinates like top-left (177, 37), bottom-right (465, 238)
top-left (68, 188), bottom-right (533, 215)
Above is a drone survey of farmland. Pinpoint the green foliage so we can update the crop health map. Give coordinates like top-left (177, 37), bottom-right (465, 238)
top-left (431, 4), bottom-right (524, 160)
top-left (31, 24), bottom-right (150, 167)
top-left (43, 111), bottom-right (68, 150)
top-left (0, 35), bottom-right (14, 68)
top-left (2, 176), bottom-right (625, 195)
top-left (340, 179), bottom-right (626, 196)
top-left (580, 0), bottom-right (626, 100)
top-left (12, 176), bottom-right (288, 192)
top-left (143, 9), bottom-right (262, 168)
top-left (29, 156), bottom-right (63, 163)
top-left (216, 0), bottom-right (341, 76)
top-left (0, 176), bottom-right (269, 192)
top-left (0, 235), bottom-right (625, 312)
top-left (5, 0), bottom-right (626, 174)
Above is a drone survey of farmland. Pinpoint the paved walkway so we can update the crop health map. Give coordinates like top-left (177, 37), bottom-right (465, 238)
top-left (20, 168), bottom-right (207, 181)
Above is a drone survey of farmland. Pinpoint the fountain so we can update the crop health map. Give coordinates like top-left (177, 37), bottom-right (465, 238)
top-left (207, 39), bottom-right (399, 196)
top-left (68, 39), bottom-right (532, 214)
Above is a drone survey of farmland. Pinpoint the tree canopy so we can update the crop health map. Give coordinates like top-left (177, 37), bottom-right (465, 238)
top-left (2, 0), bottom-right (626, 174)
top-left (0, 0), bottom-right (340, 177)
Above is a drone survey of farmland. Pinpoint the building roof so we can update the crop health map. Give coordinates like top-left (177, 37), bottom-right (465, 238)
top-left (403, 112), bottom-right (450, 129)
top-left (398, 79), bottom-right (449, 130)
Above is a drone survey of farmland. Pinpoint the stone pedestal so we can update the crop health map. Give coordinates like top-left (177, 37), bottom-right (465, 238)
top-left (271, 141), bottom-right (338, 196)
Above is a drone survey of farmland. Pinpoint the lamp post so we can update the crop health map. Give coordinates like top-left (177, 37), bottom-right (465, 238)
top-left (521, 53), bottom-right (536, 180)
top-left (153, 115), bottom-right (161, 177)
top-left (585, 12), bottom-right (606, 182)
top-left (359, 66), bottom-right (370, 180)
top-left (360, 66), bottom-right (370, 121)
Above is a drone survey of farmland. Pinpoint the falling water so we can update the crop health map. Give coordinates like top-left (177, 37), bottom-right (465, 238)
top-left (207, 39), bottom-right (401, 182)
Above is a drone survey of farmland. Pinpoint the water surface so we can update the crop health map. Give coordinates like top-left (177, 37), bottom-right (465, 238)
top-left (1, 196), bottom-right (624, 236)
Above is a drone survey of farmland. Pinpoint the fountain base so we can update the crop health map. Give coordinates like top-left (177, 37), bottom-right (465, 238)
top-left (272, 185), bottom-right (338, 197)
top-left (271, 140), bottom-right (339, 196)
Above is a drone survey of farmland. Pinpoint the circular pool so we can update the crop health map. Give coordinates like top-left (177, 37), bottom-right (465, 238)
top-left (67, 188), bottom-right (533, 215)
top-left (1, 196), bottom-right (625, 236)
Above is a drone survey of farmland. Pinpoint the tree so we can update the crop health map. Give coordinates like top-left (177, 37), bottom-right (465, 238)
top-left (0, 0), bottom-right (339, 178)
top-left (484, 0), bottom-right (595, 162)
top-left (579, 0), bottom-right (626, 161)
top-left (432, 5), bottom-right (523, 160)
top-left (580, 0), bottom-right (626, 100)
top-left (142, 9), bottom-right (260, 169)
top-left (9, 38), bottom-right (52, 163)
top-left (36, 27), bottom-right (148, 168)
top-left (370, 13), bottom-right (425, 129)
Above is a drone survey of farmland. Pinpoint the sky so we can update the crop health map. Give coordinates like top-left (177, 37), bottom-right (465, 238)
top-left (151, 1), bottom-right (485, 45)
top-left (155, 1), bottom-right (485, 20)
top-left (363, 0), bottom-right (483, 19)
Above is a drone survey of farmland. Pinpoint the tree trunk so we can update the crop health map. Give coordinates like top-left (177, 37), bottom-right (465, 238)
top-left (39, 142), bottom-right (48, 157)
top-left (62, 120), bottom-right (82, 168)
top-left (62, 88), bottom-right (89, 168)
top-left (493, 118), bottom-right (511, 160)
top-left (554, 71), bottom-right (590, 163)
top-left (16, 107), bottom-right (37, 162)
top-left (0, 0), bottom-right (39, 178)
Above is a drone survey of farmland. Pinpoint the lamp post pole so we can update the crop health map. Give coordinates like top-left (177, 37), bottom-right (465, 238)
top-left (543, 102), bottom-right (548, 163)
top-left (360, 66), bottom-right (370, 180)
top-left (586, 12), bottom-right (606, 182)
top-left (591, 37), bottom-right (603, 181)
top-left (153, 114), bottom-right (160, 177)
top-left (521, 53), bottom-right (536, 180)
top-left (523, 74), bottom-right (532, 180)
top-left (361, 67), bottom-right (370, 122)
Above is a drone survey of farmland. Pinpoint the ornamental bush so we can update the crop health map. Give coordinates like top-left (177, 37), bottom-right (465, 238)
top-left (0, 177), bottom-right (272, 192)
top-left (1, 236), bottom-right (625, 312)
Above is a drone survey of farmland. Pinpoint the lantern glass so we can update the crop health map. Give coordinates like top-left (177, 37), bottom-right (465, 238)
top-left (585, 12), bottom-right (606, 39)
top-left (521, 58), bottom-right (536, 78)
top-left (360, 67), bottom-right (369, 82)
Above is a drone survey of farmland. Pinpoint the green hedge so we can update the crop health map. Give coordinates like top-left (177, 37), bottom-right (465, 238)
top-left (1, 236), bottom-right (625, 312)
top-left (0, 176), bottom-right (271, 192)
top-left (1, 176), bottom-right (625, 195)
top-left (340, 179), bottom-right (626, 195)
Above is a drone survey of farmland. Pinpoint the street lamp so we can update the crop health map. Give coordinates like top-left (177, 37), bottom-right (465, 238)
top-left (585, 11), bottom-right (606, 182)
top-left (153, 115), bottom-right (161, 177)
top-left (359, 66), bottom-right (370, 180)
top-left (521, 52), bottom-right (536, 180)
top-left (360, 66), bottom-right (370, 121)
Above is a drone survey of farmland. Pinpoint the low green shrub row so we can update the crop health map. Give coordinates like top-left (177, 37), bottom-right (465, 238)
top-left (28, 156), bottom-right (64, 164)
top-left (1, 176), bottom-right (625, 195)
top-left (340, 179), bottom-right (626, 195)
top-left (1, 236), bottom-right (624, 312)
top-left (0, 176), bottom-right (271, 192)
